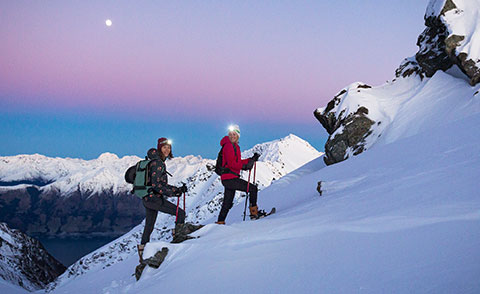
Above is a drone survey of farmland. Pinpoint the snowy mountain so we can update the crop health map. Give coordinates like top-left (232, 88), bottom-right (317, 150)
top-left (44, 1), bottom-right (480, 293)
top-left (0, 134), bottom-right (321, 238)
top-left (0, 223), bottom-right (65, 292)
top-left (315, 0), bottom-right (480, 165)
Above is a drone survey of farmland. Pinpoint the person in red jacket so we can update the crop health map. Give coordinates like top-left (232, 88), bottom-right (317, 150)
top-left (215, 124), bottom-right (262, 224)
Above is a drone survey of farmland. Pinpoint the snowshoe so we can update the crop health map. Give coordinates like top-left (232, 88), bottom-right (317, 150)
top-left (251, 207), bottom-right (276, 220)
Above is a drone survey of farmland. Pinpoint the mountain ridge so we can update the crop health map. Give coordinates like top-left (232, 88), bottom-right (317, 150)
top-left (0, 134), bottom-right (322, 238)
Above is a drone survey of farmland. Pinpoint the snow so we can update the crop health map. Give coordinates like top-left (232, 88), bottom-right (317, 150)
top-left (315, 66), bottom-right (479, 156)
top-left (427, 0), bottom-right (480, 65)
top-left (42, 135), bottom-right (322, 291)
top-left (0, 135), bottom-right (320, 200)
top-left (442, 0), bottom-right (480, 62)
top-left (426, 0), bottom-right (446, 17)
top-left (0, 279), bottom-right (29, 294)
top-left (48, 108), bottom-right (480, 293)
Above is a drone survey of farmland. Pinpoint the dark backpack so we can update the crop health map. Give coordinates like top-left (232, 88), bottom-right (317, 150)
top-left (214, 143), bottom-right (239, 177)
top-left (124, 158), bottom-right (154, 199)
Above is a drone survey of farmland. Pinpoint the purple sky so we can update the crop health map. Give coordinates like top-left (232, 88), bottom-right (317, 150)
top-left (0, 1), bottom-right (428, 159)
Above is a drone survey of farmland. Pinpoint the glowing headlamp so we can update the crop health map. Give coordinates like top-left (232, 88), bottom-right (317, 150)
top-left (159, 139), bottom-right (173, 145)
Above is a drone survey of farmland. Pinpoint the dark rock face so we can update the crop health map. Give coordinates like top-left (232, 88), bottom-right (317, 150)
top-left (396, 0), bottom-right (479, 85)
top-left (135, 247), bottom-right (169, 281)
top-left (415, 14), bottom-right (454, 77)
top-left (323, 107), bottom-right (374, 165)
top-left (314, 90), bottom-right (346, 135)
top-left (0, 187), bottom-right (144, 238)
top-left (314, 85), bottom-right (375, 165)
top-left (0, 222), bottom-right (66, 291)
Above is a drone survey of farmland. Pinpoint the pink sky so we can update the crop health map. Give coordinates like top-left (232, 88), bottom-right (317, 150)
top-left (0, 1), bottom-right (428, 124)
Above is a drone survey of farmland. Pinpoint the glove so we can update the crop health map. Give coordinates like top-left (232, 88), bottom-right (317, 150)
top-left (251, 152), bottom-right (260, 162)
top-left (242, 159), bottom-right (254, 170)
top-left (178, 184), bottom-right (188, 193)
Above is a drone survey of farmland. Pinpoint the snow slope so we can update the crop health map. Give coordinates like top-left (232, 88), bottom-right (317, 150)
top-left (0, 279), bottom-right (29, 294)
top-left (0, 223), bottom-right (65, 292)
top-left (317, 68), bottom-right (479, 152)
top-left (49, 105), bottom-right (480, 294)
top-left (44, 135), bottom-right (322, 291)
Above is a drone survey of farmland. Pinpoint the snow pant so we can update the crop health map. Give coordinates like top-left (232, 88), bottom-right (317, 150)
top-left (141, 195), bottom-right (185, 245)
top-left (217, 178), bottom-right (257, 222)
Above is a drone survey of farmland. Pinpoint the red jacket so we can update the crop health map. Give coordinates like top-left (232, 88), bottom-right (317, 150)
top-left (220, 136), bottom-right (249, 180)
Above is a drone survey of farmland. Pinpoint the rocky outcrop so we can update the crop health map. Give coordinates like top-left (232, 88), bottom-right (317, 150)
top-left (314, 84), bottom-right (375, 165)
top-left (397, 0), bottom-right (480, 85)
top-left (316, 0), bottom-right (480, 165)
top-left (0, 222), bottom-right (66, 291)
top-left (135, 247), bottom-right (169, 281)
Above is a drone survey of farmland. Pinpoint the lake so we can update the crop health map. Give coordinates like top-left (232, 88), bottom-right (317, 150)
top-left (38, 236), bottom-right (121, 267)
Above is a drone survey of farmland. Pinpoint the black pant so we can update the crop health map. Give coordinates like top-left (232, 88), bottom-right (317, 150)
top-left (218, 178), bottom-right (257, 222)
top-left (141, 195), bottom-right (185, 245)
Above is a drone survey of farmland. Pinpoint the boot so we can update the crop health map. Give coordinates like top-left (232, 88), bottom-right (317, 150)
top-left (185, 223), bottom-right (204, 233)
top-left (173, 223), bottom-right (184, 237)
top-left (171, 223), bottom-right (196, 244)
top-left (137, 244), bottom-right (145, 263)
top-left (249, 206), bottom-right (259, 220)
top-left (215, 221), bottom-right (225, 225)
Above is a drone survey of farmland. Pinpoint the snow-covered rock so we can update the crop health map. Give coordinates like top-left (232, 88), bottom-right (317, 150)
top-left (315, 0), bottom-right (480, 165)
top-left (0, 223), bottom-right (65, 292)
top-left (398, 0), bottom-right (480, 85)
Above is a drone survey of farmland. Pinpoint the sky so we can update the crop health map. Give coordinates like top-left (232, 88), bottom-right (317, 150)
top-left (0, 0), bottom-right (428, 159)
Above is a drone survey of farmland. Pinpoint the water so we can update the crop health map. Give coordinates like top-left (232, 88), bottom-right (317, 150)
top-left (38, 236), bottom-right (121, 267)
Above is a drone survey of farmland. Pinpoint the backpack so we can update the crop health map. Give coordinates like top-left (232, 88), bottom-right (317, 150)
top-left (124, 158), bottom-right (153, 199)
top-left (214, 143), bottom-right (240, 177)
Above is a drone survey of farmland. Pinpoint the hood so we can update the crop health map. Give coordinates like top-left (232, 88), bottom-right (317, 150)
top-left (220, 136), bottom-right (231, 146)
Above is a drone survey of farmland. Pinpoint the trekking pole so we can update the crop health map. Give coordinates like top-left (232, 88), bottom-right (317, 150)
top-left (243, 168), bottom-right (252, 221)
top-left (175, 196), bottom-right (180, 222)
top-left (183, 192), bottom-right (186, 211)
top-left (253, 162), bottom-right (257, 184)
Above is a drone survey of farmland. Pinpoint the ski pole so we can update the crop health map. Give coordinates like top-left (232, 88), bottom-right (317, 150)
top-left (243, 168), bottom-right (252, 221)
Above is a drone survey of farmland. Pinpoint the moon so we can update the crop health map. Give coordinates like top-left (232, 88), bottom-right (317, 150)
top-left (105, 19), bottom-right (112, 27)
